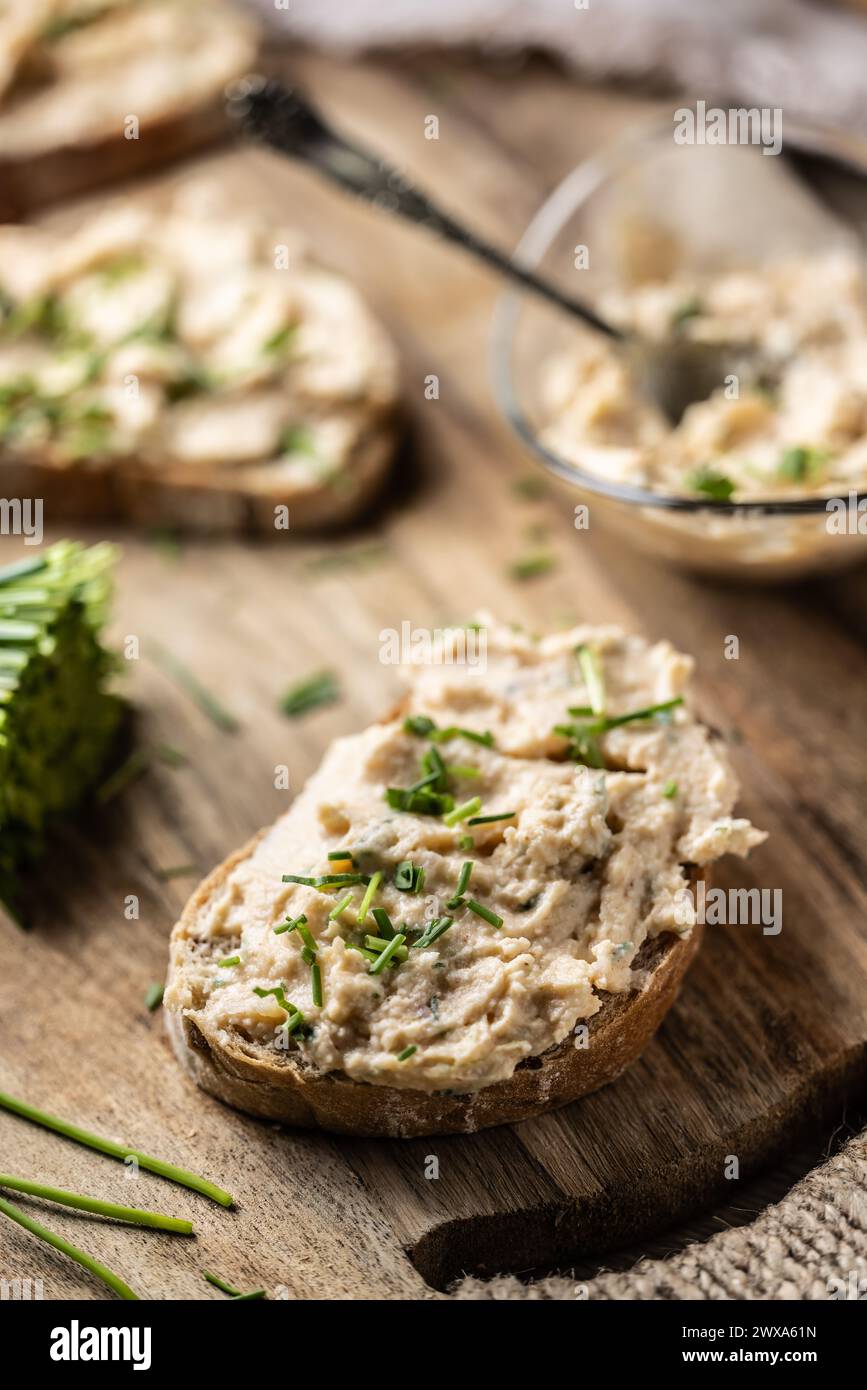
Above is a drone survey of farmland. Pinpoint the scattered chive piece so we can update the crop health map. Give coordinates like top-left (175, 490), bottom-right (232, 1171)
top-left (0, 1174), bottom-right (192, 1234)
top-left (458, 834), bottom-right (474, 851)
top-left (364, 935), bottom-right (409, 961)
top-left (95, 749), bottom-right (150, 805)
top-left (577, 644), bottom-right (606, 716)
top-left (154, 864), bottom-right (199, 882)
top-left (412, 916), bottom-right (454, 950)
top-left (144, 982), bottom-right (164, 1011)
top-left (281, 875), bottom-right (317, 886)
top-left (396, 1046), bottom-right (417, 1062)
top-left (443, 796), bottom-right (482, 827)
top-left (447, 861), bottom-right (473, 909)
top-left (328, 892), bottom-right (354, 921)
top-left (0, 1090), bottom-right (233, 1207)
top-left (327, 849), bottom-right (356, 864)
top-left (466, 899), bottom-right (504, 928)
top-left (663, 779), bottom-right (678, 799)
top-left (356, 869), bottom-right (382, 925)
top-left (315, 873), bottom-right (369, 887)
top-left (310, 962), bottom-right (323, 1008)
top-left (219, 956), bottom-right (240, 969)
top-left (671, 295), bottom-right (703, 329)
top-left (346, 942), bottom-right (380, 963)
top-left (686, 466), bottom-right (735, 504)
top-left (447, 764), bottom-right (479, 778)
top-left (512, 474), bottom-right (548, 499)
top-left (509, 551), bottom-right (556, 581)
top-left (777, 445), bottom-right (828, 483)
top-left (150, 642), bottom-right (239, 734)
top-left (371, 906), bottom-right (395, 938)
top-left (280, 670), bottom-right (339, 719)
top-left (0, 1194), bottom-right (139, 1300)
top-left (153, 742), bottom-right (189, 768)
top-left (368, 932), bottom-right (407, 975)
top-left (466, 811), bottom-right (515, 826)
top-left (203, 1270), bottom-right (266, 1300)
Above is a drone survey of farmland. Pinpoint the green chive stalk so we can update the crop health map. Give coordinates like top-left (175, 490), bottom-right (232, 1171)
top-left (0, 1194), bottom-right (139, 1300)
top-left (0, 1090), bottom-right (234, 1207)
top-left (0, 1174), bottom-right (192, 1232)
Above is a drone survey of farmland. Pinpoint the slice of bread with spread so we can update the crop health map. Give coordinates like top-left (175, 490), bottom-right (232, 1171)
top-left (0, 0), bottom-right (259, 218)
top-left (165, 621), bottom-right (765, 1136)
top-left (0, 188), bottom-right (400, 530)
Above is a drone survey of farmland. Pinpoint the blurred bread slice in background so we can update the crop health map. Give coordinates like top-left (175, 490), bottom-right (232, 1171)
top-left (0, 0), bottom-right (259, 218)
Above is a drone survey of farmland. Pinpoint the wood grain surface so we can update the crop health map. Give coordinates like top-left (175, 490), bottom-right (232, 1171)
top-left (1, 48), bottom-right (867, 1300)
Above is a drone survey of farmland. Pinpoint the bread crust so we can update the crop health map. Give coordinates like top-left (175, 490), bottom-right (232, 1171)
top-left (0, 410), bottom-right (399, 533)
top-left (0, 7), bottom-right (259, 220)
top-left (165, 834), bottom-right (704, 1138)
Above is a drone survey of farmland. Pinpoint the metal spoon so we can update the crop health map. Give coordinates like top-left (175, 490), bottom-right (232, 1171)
top-left (226, 76), bottom-right (757, 423)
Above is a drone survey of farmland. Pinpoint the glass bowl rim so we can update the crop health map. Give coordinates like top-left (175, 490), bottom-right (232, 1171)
top-left (490, 112), bottom-right (867, 516)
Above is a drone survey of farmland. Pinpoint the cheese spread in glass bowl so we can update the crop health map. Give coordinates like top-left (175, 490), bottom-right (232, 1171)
top-left (492, 119), bottom-right (867, 580)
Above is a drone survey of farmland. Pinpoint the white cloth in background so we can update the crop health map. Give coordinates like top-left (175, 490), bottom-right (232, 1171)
top-left (247, 0), bottom-right (867, 135)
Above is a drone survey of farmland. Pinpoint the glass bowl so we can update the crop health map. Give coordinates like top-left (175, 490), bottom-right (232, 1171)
top-left (491, 115), bottom-right (867, 581)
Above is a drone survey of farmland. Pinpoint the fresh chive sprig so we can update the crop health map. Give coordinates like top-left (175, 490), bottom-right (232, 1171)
top-left (0, 1090), bottom-right (234, 1207)
top-left (0, 1194), bottom-right (139, 1301)
top-left (0, 1174), bottom-right (193, 1233)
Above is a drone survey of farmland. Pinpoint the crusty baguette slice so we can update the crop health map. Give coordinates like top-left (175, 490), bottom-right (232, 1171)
top-left (0, 1), bottom-right (259, 220)
top-left (165, 836), bottom-right (704, 1139)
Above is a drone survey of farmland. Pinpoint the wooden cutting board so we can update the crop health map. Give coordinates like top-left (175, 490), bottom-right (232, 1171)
top-left (2, 50), bottom-right (867, 1300)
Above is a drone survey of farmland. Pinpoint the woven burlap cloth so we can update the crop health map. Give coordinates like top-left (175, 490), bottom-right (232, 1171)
top-left (454, 1128), bottom-right (867, 1300)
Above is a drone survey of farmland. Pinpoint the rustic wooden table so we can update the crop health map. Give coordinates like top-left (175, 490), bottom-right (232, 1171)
top-left (2, 49), bottom-right (866, 1300)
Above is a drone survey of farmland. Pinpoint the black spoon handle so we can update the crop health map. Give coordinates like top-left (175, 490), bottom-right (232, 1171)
top-left (226, 76), bottom-right (622, 342)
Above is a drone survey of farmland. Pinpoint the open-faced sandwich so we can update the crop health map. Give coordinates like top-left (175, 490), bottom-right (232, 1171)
top-left (0, 188), bottom-right (401, 530)
top-left (0, 0), bottom-right (258, 217)
top-left (165, 621), bottom-right (765, 1136)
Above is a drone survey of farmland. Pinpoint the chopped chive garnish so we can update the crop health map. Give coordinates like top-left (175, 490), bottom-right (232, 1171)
top-left (274, 913), bottom-right (308, 935)
top-left (328, 892), bottom-right (354, 920)
top-left (144, 981), bottom-right (164, 1011)
top-left (663, 779), bottom-right (678, 799)
top-left (443, 796), bottom-right (482, 826)
top-left (296, 924), bottom-right (317, 953)
top-left (394, 860), bottom-right (425, 893)
top-left (565, 697), bottom-right (683, 731)
top-left (280, 670), bottom-right (339, 719)
top-left (447, 861), bottom-right (473, 909)
top-left (346, 942), bottom-right (380, 963)
top-left (253, 986), bottom-right (307, 1034)
top-left (577, 644), bottom-right (606, 716)
top-left (327, 849), bottom-right (356, 863)
top-left (421, 745), bottom-right (448, 790)
top-left (150, 642), bottom-right (239, 734)
top-left (356, 869), bottom-right (382, 925)
top-left (687, 465), bottom-right (735, 503)
top-left (310, 962), bottom-right (323, 1008)
top-left (315, 873), bottom-right (370, 886)
top-left (466, 811), bottom-right (515, 826)
top-left (396, 1046), bottom-right (417, 1062)
top-left (0, 1090), bottom-right (233, 1207)
top-left (466, 899), bottom-right (503, 928)
top-left (364, 935), bottom-right (409, 961)
top-left (386, 786), bottom-right (454, 815)
top-left (282, 874), bottom-right (317, 886)
top-left (412, 916), bottom-right (454, 950)
top-left (447, 764), bottom-right (479, 778)
top-left (368, 932), bottom-right (407, 975)
top-left (403, 716), bottom-right (494, 748)
top-left (218, 955), bottom-right (240, 968)
top-left (458, 834), bottom-right (474, 851)
top-left (0, 1194), bottom-right (139, 1301)
top-left (371, 906), bottom-right (395, 938)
